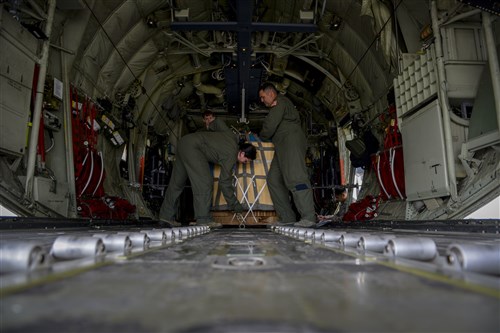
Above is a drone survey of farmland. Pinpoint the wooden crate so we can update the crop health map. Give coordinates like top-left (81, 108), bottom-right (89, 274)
top-left (212, 140), bottom-right (275, 211)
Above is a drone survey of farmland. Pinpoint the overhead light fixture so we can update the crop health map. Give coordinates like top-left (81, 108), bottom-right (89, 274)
top-left (146, 15), bottom-right (158, 28)
top-left (329, 15), bottom-right (342, 31)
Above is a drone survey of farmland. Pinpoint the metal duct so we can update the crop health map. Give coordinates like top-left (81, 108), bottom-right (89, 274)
top-left (193, 72), bottom-right (224, 105)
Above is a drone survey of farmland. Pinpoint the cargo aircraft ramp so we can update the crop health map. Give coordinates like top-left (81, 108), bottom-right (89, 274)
top-left (1, 220), bottom-right (499, 332)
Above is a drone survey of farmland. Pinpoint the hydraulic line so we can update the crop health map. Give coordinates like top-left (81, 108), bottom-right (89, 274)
top-left (389, 147), bottom-right (404, 199)
top-left (376, 155), bottom-right (390, 199)
top-left (80, 150), bottom-right (94, 197)
top-left (92, 151), bottom-right (104, 196)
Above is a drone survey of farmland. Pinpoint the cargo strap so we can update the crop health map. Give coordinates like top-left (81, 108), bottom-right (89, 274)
top-left (244, 133), bottom-right (271, 209)
top-left (231, 174), bottom-right (268, 225)
top-left (235, 213), bottom-right (245, 229)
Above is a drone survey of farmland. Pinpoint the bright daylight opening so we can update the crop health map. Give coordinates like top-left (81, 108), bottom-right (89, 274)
top-left (465, 196), bottom-right (500, 219)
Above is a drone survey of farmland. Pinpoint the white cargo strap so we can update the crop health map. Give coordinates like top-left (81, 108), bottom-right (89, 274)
top-left (231, 174), bottom-right (268, 225)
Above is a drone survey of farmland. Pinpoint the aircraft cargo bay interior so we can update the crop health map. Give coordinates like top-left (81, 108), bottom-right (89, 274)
top-left (0, 0), bottom-right (499, 332)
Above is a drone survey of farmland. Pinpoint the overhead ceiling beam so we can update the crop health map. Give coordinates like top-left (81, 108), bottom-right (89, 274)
top-left (170, 22), bottom-right (317, 33)
top-left (170, 0), bottom-right (318, 112)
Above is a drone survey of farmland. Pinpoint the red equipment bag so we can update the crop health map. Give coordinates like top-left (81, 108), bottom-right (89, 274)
top-left (77, 196), bottom-right (136, 219)
top-left (343, 195), bottom-right (381, 222)
top-left (371, 146), bottom-right (406, 200)
top-left (371, 105), bottom-right (406, 200)
top-left (70, 85), bottom-right (136, 219)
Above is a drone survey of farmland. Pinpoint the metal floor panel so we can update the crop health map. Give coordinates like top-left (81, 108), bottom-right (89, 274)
top-left (1, 227), bottom-right (499, 333)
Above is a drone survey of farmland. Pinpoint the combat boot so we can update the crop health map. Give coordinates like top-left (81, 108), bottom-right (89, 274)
top-left (159, 219), bottom-right (182, 227)
top-left (197, 220), bottom-right (222, 229)
top-left (293, 219), bottom-right (316, 228)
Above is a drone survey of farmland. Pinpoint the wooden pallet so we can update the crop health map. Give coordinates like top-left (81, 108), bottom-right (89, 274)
top-left (211, 210), bottom-right (278, 226)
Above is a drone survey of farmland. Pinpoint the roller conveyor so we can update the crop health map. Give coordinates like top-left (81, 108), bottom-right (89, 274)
top-left (1, 219), bottom-right (499, 333)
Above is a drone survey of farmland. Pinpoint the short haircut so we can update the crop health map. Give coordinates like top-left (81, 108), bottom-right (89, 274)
top-left (239, 142), bottom-right (257, 160)
top-left (334, 187), bottom-right (346, 196)
top-left (202, 110), bottom-right (213, 118)
top-left (259, 82), bottom-right (277, 94)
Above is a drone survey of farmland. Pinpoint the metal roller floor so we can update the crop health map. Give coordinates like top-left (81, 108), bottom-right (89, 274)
top-left (1, 222), bottom-right (499, 333)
